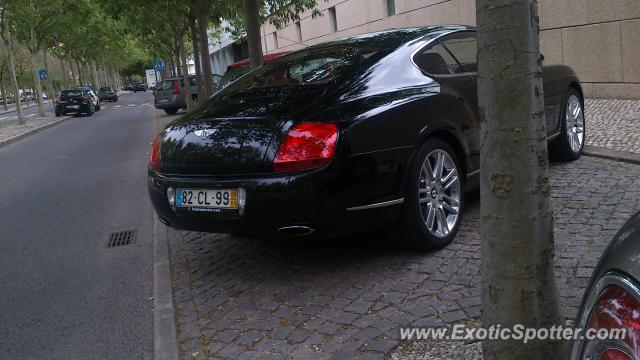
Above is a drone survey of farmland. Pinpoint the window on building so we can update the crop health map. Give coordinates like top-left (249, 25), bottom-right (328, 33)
top-left (328, 7), bottom-right (337, 33)
top-left (296, 21), bottom-right (302, 42)
top-left (272, 32), bottom-right (278, 49)
top-left (387, 0), bottom-right (396, 16)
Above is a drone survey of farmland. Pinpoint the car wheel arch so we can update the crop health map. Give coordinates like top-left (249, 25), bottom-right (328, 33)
top-left (418, 128), bottom-right (469, 181)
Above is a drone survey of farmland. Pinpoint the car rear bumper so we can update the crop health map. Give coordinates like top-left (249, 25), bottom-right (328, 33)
top-left (148, 168), bottom-right (402, 238)
top-left (56, 104), bottom-right (90, 113)
top-left (154, 99), bottom-right (185, 110)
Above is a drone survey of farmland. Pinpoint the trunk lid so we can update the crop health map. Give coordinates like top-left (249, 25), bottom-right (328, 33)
top-left (160, 117), bottom-right (283, 175)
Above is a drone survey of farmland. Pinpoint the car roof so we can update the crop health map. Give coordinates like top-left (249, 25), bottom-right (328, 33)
top-left (305, 25), bottom-right (474, 51)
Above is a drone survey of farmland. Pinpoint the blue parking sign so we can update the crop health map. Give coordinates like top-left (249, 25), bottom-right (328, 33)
top-left (38, 69), bottom-right (47, 80)
top-left (152, 59), bottom-right (165, 72)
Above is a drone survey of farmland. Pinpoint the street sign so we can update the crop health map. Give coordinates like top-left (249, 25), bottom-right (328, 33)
top-left (152, 59), bottom-right (165, 72)
top-left (38, 69), bottom-right (48, 80)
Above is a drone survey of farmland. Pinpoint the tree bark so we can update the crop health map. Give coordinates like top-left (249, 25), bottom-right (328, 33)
top-left (1, 13), bottom-right (24, 124)
top-left (196, 0), bottom-right (215, 97)
top-left (30, 27), bottom-right (45, 116)
top-left (178, 34), bottom-right (193, 110)
top-left (190, 14), bottom-right (204, 104)
top-left (244, 0), bottom-right (263, 68)
top-left (59, 56), bottom-right (68, 89)
top-left (478, 0), bottom-right (562, 359)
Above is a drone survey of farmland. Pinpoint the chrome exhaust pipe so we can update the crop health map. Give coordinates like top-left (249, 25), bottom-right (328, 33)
top-left (278, 225), bottom-right (315, 236)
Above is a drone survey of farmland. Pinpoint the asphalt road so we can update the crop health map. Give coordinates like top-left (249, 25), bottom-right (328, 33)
top-left (0, 92), bottom-right (163, 359)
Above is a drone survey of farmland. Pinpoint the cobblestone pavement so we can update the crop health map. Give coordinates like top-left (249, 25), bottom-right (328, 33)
top-left (585, 99), bottom-right (640, 153)
top-left (167, 157), bottom-right (640, 360)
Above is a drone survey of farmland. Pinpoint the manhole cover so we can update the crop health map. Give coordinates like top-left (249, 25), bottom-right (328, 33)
top-left (107, 229), bottom-right (137, 248)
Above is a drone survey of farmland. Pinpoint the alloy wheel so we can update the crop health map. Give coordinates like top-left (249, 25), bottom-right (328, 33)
top-left (566, 94), bottom-right (585, 153)
top-left (418, 149), bottom-right (461, 238)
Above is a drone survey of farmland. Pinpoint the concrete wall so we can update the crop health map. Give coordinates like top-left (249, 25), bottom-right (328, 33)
top-left (258, 0), bottom-right (640, 99)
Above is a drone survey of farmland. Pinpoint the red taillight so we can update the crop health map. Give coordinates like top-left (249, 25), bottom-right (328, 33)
top-left (82, 97), bottom-right (89, 104)
top-left (172, 81), bottom-right (180, 95)
top-left (149, 136), bottom-right (162, 172)
top-left (601, 349), bottom-right (632, 360)
top-left (273, 122), bottom-right (338, 172)
top-left (580, 285), bottom-right (640, 359)
top-left (54, 97), bottom-right (59, 104)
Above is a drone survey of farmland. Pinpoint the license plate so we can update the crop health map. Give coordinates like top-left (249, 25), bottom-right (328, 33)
top-left (176, 188), bottom-right (238, 210)
top-left (68, 105), bottom-right (79, 109)
top-left (158, 99), bottom-right (168, 103)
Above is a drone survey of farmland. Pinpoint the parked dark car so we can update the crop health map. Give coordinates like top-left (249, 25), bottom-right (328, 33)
top-left (76, 85), bottom-right (101, 111)
top-left (134, 83), bottom-right (146, 92)
top-left (216, 52), bottom-right (290, 91)
top-left (148, 25), bottom-right (586, 249)
top-left (55, 89), bottom-right (95, 117)
top-left (124, 84), bottom-right (134, 91)
top-left (97, 86), bottom-right (118, 102)
top-left (566, 212), bottom-right (640, 360)
top-left (153, 74), bottom-right (222, 115)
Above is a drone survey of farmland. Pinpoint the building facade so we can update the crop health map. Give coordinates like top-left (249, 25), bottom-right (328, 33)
top-left (236, 0), bottom-right (638, 99)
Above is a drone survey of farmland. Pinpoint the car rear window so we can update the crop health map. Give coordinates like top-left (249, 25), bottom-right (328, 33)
top-left (60, 90), bottom-right (83, 98)
top-left (223, 45), bottom-right (387, 93)
top-left (218, 68), bottom-right (252, 90)
top-left (99, 87), bottom-right (112, 92)
top-left (158, 80), bottom-right (176, 90)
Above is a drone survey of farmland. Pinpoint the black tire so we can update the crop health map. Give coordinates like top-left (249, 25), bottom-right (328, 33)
top-left (164, 108), bottom-right (178, 115)
top-left (397, 138), bottom-right (464, 250)
top-left (55, 111), bottom-right (60, 117)
top-left (549, 88), bottom-right (585, 161)
top-left (96, 102), bottom-right (101, 111)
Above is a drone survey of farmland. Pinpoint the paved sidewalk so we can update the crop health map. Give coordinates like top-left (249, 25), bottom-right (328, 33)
top-left (585, 99), bottom-right (640, 154)
top-left (166, 156), bottom-right (640, 360)
top-left (0, 113), bottom-right (68, 145)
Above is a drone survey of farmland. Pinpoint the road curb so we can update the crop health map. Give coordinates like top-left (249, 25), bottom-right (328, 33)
top-left (584, 145), bottom-right (640, 165)
top-left (153, 216), bottom-right (180, 360)
top-left (0, 115), bottom-right (74, 149)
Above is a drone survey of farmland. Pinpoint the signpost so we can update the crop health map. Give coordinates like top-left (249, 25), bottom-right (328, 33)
top-left (152, 59), bottom-right (165, 72)
top-left (152, 59), bottom-right (165, 89)
top-left (38, 69), bottom-right (48, 80)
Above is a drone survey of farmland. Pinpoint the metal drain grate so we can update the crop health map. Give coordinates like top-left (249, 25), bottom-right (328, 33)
top-left (107, 229), bottom-right (137, 248)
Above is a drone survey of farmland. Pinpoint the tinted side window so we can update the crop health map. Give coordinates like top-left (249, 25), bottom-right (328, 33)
top-left (440, 32), bottom-right (477, 73)
top-left (413, 43), bottom-right (460, 75)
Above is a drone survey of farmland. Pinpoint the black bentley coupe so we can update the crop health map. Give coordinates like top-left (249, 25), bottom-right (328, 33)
top-left (148, 25), bottom-right (585, 249)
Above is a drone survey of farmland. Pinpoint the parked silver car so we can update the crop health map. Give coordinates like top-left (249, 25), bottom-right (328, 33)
top-left (153, 74), bottom-right (221, 115)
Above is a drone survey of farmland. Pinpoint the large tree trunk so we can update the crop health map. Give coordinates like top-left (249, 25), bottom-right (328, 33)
top-left (244, 0), bottom-right (263, 68)
top-left (178, 34), bottom-right (193, 110)
top-left (196, 0), bottom-right (215, 97)
top-left (30, 28), bottom-right (45, 116)
top-left (478, 0), bottom-right (562, 359)
top-left (190, 15), bottom-right (204, 104)
top-left (2, 14), bottom-right (24, 124)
